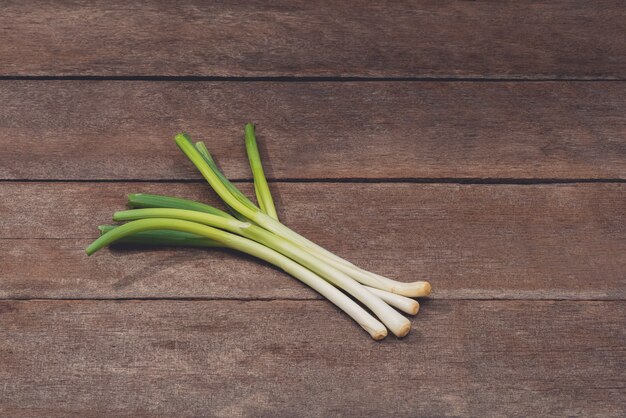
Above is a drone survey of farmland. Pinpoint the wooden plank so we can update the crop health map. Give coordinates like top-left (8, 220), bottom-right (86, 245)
top-left (1, 81), bottom-right (625, 180)
top-left (1, 182), bottom-right (624, 300)
top-left (1, 1), bottom-right (624, 78)
top-left (0, 299), bottom-right (623, 417)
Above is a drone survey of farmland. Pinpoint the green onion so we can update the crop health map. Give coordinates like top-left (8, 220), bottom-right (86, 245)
top-left (87, 124), bottom-right (431, 340)
top-left (194, 141), bottom-right (259, 213)
top-left (128, 193), bottom-right (233, 219)
top-left (244, 123), bottom-right (278, 220)
top-left (176, 132), bottom-right (431, 298)
top-left (87, 218), bottom-right (388, 340)
top-left (98, 223), bottom-right (420, 317)
top-left (364, 286), bottom-right (419, 315)
top-left (175, 133), bottom-right (260, 221)
top-left (97, 225), bottom-right (220, 248)
top-left (112, 208), bottom-right (410, 336)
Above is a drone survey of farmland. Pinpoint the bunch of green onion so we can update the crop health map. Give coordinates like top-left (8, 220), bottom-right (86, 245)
top-left (86, 124), bottom-right (431, 340)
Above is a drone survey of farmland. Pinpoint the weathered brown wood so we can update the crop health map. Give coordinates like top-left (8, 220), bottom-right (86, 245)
top-left (0, 299), bottom-right (623, 417)
top-left (1, 182), bottom-right (623, 300)
top-left (1, 81), bottom-right (625, 180)
top-left (2, 3), bottom-right (623, 416)
top-left (1, 1), bottom-right (624, 78)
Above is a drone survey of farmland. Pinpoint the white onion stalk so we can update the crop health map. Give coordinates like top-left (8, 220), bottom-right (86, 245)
top-left (86, 128), bottom-right (432, 341)
top-left (243, 123), bottom-right (278, 220)
top-left (176, 133), bottom-right (431, 298)
top-left (98, 223), bottom-right (419, 317)
top-left (304, 251), bottom-right (432, 298)
top-left (86, 218), bottom-right (388, 340)
top-left (113, 208), bottom-right (411, 337)
top-left (363, 286), bottom-right (419, 315)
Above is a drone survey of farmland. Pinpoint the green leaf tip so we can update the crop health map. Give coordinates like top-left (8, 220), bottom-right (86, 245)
top-left (175, 132), bottom-right (192, 142)
top-left (244, 122), bottom-right (278, 220)
top-left (125, 193), bottom-right (233, 219)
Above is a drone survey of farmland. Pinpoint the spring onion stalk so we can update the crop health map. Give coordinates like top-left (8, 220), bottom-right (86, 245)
top-left (244, 123), bottom-right (278, 220)
top-left (251, 219), bottom-right (432, 296)
top-left (128, 192), bottom-right (430, 297)
top-left (176, 133), bottom-right (268, 220)
top-left (129, 189), bottom-right (247, 223)
top-left (194, 141), bottom-right (259, 213)
top-left (188, 135), bottom-right (346, 264)
top-left (178, 134), bottom-right (361, 253)
top-left (301, 251), bottom-right (432, 297)
top-left (98, 224), bottom-right (418, 316)
top-left (175, 132), bottom-right (431, 298)
top-left (363, 286), bottom-right (419, 315)
top-left (194, 141), bottom-right (257, 222)
top-left (86, 218), bottom-right (388, 340)
top-left (97, 225), bottom-right (220, 247)
top-left (112, 208), bottom-right (411, 337)
top-left (128, 193), bottom-right (234, 219)
top-left (87, 125), bottom-right (431, 339)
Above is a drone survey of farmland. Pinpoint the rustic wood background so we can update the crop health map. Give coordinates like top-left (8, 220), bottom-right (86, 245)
top-left (1, 1), bottom-right (624, 416)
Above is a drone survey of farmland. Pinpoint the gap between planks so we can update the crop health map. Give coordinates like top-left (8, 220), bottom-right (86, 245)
top-left (1, 297), bottom-right (624, 302)
top-left (1, 178), bottom-right (625, 184)
top-left (3, 182), bottom-right (623, 300)
top-left (1, 76), bottom-right (626, 82)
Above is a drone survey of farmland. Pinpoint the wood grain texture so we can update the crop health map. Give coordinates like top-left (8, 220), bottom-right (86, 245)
top-left (1, 0), bottom-right (624, 78)
top-left (1, 81), bottom-right (625, 180)
top-left (2, 2), bottom-right (624, 416)
top-left (1, 182), bottom-right (624, 300)
top-left (0, 299), bottom-right (624, 417)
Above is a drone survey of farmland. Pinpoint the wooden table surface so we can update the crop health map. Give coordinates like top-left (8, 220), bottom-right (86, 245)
top-left (1, 1), bottom-right (625, 416)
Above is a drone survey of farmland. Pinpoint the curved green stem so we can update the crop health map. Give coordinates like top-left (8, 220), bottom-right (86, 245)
top-left (176, 132), bottom-right (431, 298)
top-left (176, 134), bottom-right (252, 214)
top-left (97, 225), bottom-right (219, 248)
top-left (87, 218), bottom-right (387, 340)
top-left (244, 123), bottom-right (278, 220)
top-left (195, 141), bottom-right (259, 213)
top-left (127, 193), bottom-right (233, 219)
top-left (99, 224), bottom-right (420, 315)
top-left (113, 208), bottom-right (410, 337)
